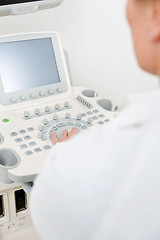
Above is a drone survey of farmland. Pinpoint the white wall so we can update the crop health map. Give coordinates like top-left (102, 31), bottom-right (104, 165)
top-left (0, 0), bottom-right (159, 97)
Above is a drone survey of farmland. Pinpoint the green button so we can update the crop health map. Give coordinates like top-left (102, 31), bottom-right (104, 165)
top-left (2, 119), bottom-right (10, 123)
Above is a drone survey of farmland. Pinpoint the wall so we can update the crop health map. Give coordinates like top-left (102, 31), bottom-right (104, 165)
top-left (0, 0), bottom-right (159, 97)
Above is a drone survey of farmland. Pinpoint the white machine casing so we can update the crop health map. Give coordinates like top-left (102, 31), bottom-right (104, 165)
top-left (0, 0), bottom-right (64, 16)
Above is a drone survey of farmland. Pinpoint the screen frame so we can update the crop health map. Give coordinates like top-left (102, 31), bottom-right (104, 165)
top-left (0, 32), bottom-right (71, 106)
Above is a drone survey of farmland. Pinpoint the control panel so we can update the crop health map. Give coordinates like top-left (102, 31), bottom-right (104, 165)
top-left (0, 32), bottom-right (119, 184)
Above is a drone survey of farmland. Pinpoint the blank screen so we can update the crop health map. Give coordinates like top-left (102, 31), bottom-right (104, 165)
top-left (0, 38), bottom-right (60, 93)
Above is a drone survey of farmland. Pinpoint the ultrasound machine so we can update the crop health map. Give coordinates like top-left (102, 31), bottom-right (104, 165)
top-left (0, 1), bottom-right (119, 239)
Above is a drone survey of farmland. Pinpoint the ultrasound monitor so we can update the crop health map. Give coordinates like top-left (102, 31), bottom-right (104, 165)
top-left (0, 0), bottom-right (64, 16)
top-left (0, 32), bottom-right (71, 105)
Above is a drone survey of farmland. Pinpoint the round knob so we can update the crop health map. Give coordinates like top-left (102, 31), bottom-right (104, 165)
top-left (45, 106), bottom-right (50, 112)
top-left (77, 114), bottom-right (81, 120)
top-left (20, 96), bottom-right (26, 101)
top-left (43, 118), bottom-right (48, 125)
top-left (24, 111), bottom-right (29, 118)
top-left (55, 104), bottom-right (60, 110)
top-left (30, 93), bottom-right (36, 98)
top-left (38, 132), bottom-right (43, 139)
top-left (39, 92), bottom-right (45, 97)
top-left (48, 90), bottom-right (54, 95)
top-left (65, 113), bottom-right (70, 119)
top-left (39, 125), bottom-right (44, 131)
top-left (10, 97), bottom-right (17, 103)
top-left (53, 114), bottom-right (58, 120)
top-left (87, 118), bottom-right (92, 124)
top-left (35, 108), bottom-right (40, 115)
top-left (64, 101), bottom-right (69, 107)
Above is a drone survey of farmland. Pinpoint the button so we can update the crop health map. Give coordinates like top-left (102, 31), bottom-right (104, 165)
top-left (56, 88), bottom-right (62, 93)
top-left (64, 101), bottom-right (69, 107)
top-left (45, 106), bottom-right (50, 112)
top-left (20, 96), bottom-right (26, 101)
top-left (2, 118), bottom-right (10, 123)
top-left (98, 121), bottom-right (104, 125)
top-left (104, 119), bottom-right (110, 123)
top-left (43, 119), bottom-right (48, 125)
top-left (92, 116), bottom-right (98, 120)
top-left (43, 145), bottom-right (51, 150)
top-left (67, 122), bottom-right (74, 126)
top-left (81, 113), bottom-right (86, 117)
top-left (38, 132), bottom-right (43, 139)
top-left (48, 90), bottom-right (54, 94)
top-left (24, 135), bottom-right (31, 140)
top-left (55, 104), bottom-right (60, 110)
top-left (93, 109), bottom-right (99, 113)
top-left (20, 144), bottom-right (28, 149)
top-left (86, 111), bottom-right (93, 115)
top-left (15, 138), bottom-right (23, 143)
top-left (24, 111), bottom-right (29, 118)
top-left (50, 126), bottom-right (58, 132)
top-left (35, 108), bottom-right (40, 115)
top-left (53, 114), bottom-right (58, 120)
top-left (34, 148), bottom-right (42, 153)
top-left (87, 118), bottom-right (92, 124)
top-left (81, 125), bottom-right (88, 130)
top-left (10, 97), bottom-right (17, 103)
top-left (29, 93), bottom-right (36, 98)
top-left (98, 114), bottom-right (105, 118)
top-left (19, 129), bottom-right (26, 134)
top-left (39, 125), bottom-right (44, 131)
top-left (75, 123), bottom-right (81, 127)
top-left (56, 123), bottom-right (67, 128)
top-left (77, 114), bottom-right (81, 120)
top-left (39, 92), bottom-right (45, 97)
top-left (25, 151), bottom-right (33, 156)
top-left (65, 113), bottom-right (70, 119)
top-left (28, 141), bottom-right (36, 146)
top-left (27, 127), bottom-right (34, 132)
top-left (10, 132), bottom-right (18, 137)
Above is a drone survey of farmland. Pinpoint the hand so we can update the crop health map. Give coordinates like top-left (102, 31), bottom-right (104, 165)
top-left (52, 127), bottom-right (78, 145)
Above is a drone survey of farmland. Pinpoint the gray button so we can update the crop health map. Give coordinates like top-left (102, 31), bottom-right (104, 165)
top-left (35, 108), bottom-right (40, 115)
top-left (98, 114), bottom-right (105, 118)
top-left (53, 114), bottom-right (58, 120)
top-left (20, 96), bottom-right (26, 101)
top-left (87, 118), bottom-right (92, 124)
top-left (45, 106), bottom-right (50, 112)
top-left (43, 119), bottom-right (48, 125)
top-left (98, 121), bottom-right (104, 125)
top-left (10, 132), bottom-right (18, 137)
top-left (67, 122), bottom-right (74, 126)
top-left (29, 93), bottom-right (36, 98)
top-left (77, 114), bottom-right (81, 120)
top-left (56, 88), bottom-right (62, 93)
top-left (24, 111), bottom-right (29, 118)
top-left (64, 101), bottom-right (69, 107)
top-left (65, 113), bottom-right (70, 119)
top-left (81, 113), bottom-right (86, 117)
top-left (19, 129), bottom-right (26, 134)
top-left (56, 123), bottom-right (67, 128)
top-left (104, 119), bottom-right (110, 123)
top-left (75, 123), bottom-right (81, 127)
top-left (55, 104), bottom-right (60, 110)
top-left (39, 92), bottom-right (45, 97)
top-left (25, 151), bottom-right (33, 156)
top-left (38, 132), bottom-right (43, 139)
top-left (24, 135), bottom-right (31, 140)
top-left (39, 125), bottom-right (44, 131)
top-left (28, 141), bottom-right (36, 146)
top-left (15, 138), bottom-right (23, 143)
top-left (51, 126), bottom-right (58, 132)
top-left (92, 116), bottom-right (98, 120)
top-left (34, 148), bottom-right (42, 153)
top-left (48, 90), bottom-right (54, 94)
top-left (81, 125), bottom-right (88, 130)
top-left (20, 144), bottom-right (28, 149)
top-left (43, 145), bottom-right (51, 150)
top-left (86, 111), bottom-right (93, 115)
top-left (27, 127), bottom-right (35, 132)
top-left (93, 109), bottom-right (99, 113)
top-left (10, 97), bottom-right (17, 103)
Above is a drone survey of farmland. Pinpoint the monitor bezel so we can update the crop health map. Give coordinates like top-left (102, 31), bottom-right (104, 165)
top-left (0, 32), bottom-right (71, 106)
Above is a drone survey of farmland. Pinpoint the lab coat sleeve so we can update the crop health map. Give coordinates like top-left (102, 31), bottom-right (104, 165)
top-left (30, 122), bottom-right (160, 240)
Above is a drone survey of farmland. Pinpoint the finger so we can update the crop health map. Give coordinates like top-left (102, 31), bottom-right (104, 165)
top-left (52, 132), bottom-right (59, 145)
top-left (68, 127), bottom-right (78, 138)
top-left (60, 130), bottom-right (68, 141)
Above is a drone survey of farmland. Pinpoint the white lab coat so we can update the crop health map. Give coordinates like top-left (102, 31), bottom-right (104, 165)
top-left (30, 90), bottom-right (160, 240)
